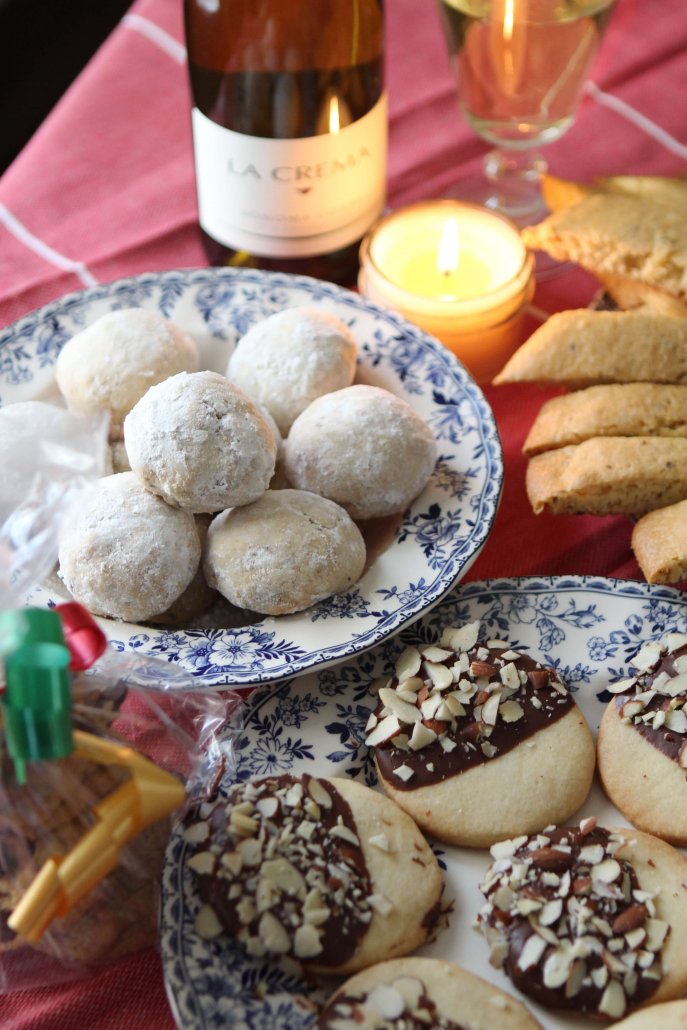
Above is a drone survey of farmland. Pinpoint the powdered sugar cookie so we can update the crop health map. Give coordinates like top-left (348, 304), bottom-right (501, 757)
top-left (476, 822), bottom-right (687, 1021)
top-left (184, 773), bottom-right (443, 976)
top-left (284, 384), bottom-right (437, 520)
top-left (204, 489), bottom-right (365, 615)
top-left (226, 306), bottom-right (357, 435)
top-left (365, 620), bottom-right (595, 847)
top-left (124, 370), bottom-right (276, 513)
top-left (56, 308), bottom-right (199, 438)
top-left (597, 633), bottom-right (687, 844)
top-left (318, 956), bottom-right (543, 1029)
top-left (57, 472), bottom-right (200, 622)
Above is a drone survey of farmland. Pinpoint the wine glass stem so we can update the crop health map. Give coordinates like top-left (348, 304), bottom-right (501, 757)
top-left (483, 148), bottom-right (549, 226)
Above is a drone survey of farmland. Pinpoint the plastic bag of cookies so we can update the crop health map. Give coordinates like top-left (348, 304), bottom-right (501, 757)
top-left (0, 604), bottom-right (241, 994)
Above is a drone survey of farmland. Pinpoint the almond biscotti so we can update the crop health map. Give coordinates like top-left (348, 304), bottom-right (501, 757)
top-left (599, 271), bottom-right (687, 318)
top-left (521, 193), bottom-right (687, 303)
top-left (523, 383), bottom-right (687, 455)
top-left (526, 437), bottom-right (687, 517)
top-left (631, 499), bottom-right (687, 584)
top-left (494, 309), bottom-right (687, 386)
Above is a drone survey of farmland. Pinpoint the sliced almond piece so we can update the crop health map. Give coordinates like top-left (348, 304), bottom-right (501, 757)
top-left (395, 646), bottom-right (422, 682)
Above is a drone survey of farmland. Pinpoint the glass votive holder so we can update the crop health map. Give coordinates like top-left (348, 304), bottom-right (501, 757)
top-left (358, 199), bottom-right (535, 384)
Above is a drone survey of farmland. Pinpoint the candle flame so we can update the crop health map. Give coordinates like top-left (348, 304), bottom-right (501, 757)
top-left (329, 95), bottom-right (341, 134)
top-left (437, 219), bottom-right (460, 276)
top-left (503, 0), bottom-right (515, 42)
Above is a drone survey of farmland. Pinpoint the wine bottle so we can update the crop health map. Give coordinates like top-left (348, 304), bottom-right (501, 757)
top-left (184, 0), bottom-right (387, 287)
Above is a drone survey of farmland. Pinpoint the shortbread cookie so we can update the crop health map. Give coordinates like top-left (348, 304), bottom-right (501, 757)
top-left (56, 308), bottom-right (199, 438)
top-left (365, 621), bottom-right (594, 847)
top-left (185, 773), bottom-right (443, 976)
top-left (521, 193), bottom-right (687, 303)
top-left (124, 370), bottom-right (277, 513)
top-left (611, 999), bottom-right (687, 1028)
top-left (526, 437), bottom-right (687, 517)
top-left (204, 490), bottom-right (366, 615)
top-left (284, 385), bottom-right (437, 520)
top-left (523, 384), bottom-right (687, 456)
top-left (632, 501), bottom-right (687, 584)
top-left (494, 309), bottom-right (687, 387)
top-left (318, 956), bottom-right (543, 1029)
top-left (598, 634), bottom-right (687, 844)
top-left (226, 306), bottom-right (357, 435)
top-left (58, 472), bottom-right (200, 622)
top-left (476, 821), bottom-right (687, 1021)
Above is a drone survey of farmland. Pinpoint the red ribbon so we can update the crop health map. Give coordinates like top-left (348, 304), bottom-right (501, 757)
top-left (55, 603), bottom-right (107, 671)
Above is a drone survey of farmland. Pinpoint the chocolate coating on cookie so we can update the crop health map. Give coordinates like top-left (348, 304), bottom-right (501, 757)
top-left (608, 635), bottom-right (687, 768)
top-left (185, 774), bottom-right (373, 968)
top-left (367, 621), bottom-right (573, 790)
top-left (477, 821), bottom-right (667, 1020)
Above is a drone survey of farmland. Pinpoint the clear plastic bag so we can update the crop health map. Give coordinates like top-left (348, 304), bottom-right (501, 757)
top-left (0, 400), bottom-right (243, 992)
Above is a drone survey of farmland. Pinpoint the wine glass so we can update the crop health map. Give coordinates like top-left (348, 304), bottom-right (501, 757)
top-left (437, 0), bottom-right (616, 227)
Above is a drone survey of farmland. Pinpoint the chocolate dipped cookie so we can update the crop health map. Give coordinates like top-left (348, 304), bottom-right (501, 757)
top-left (317, 956), bottom-right (543, 1030)
top-left (597, 633), bottom-right (687, 844)
top-left (476, 821), bottom-right (687, 1022)
top-left (365, 621), bottom-right (595, 847)
top-left (184, 773), bottom-right (443, 975)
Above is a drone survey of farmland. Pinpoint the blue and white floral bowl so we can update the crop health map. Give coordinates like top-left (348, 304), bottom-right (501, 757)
top-left (2, 268), bottom-right (503, 687)
top-left (160, 575), bottom-right (687, 1030)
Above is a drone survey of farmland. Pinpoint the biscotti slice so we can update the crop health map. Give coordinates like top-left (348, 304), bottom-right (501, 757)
top-left (523, 383), bottom-right (687, 455)
top-left (631, 499), bottom-right (687, 584)
top-left (526, 437), bottom-right (687, 517)
top-left (599, 271), bottom-right (687, 317)
top-left (494, 309), bottom-right (687, 386)
top-left (522, 193), bottom-right (687, 302)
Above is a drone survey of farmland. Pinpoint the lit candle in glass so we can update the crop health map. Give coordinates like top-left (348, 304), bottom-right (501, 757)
top-left (358, 199), bottom-right (535, 383)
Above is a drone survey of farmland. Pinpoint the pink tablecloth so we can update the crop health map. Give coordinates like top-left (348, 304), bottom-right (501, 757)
top-left (1, 0), bottom-right (686, 1026)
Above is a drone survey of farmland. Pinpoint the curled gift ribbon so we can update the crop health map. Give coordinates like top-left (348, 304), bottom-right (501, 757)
top-left (55, 602), bottom-right (107, 671)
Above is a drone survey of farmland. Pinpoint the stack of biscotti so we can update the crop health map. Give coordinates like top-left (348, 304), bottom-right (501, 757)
top-left (494, 308), bottom-right (687, 585)
top-left (527, 173), bottom-right (687, 317)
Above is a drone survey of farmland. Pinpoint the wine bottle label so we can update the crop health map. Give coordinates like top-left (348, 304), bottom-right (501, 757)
top-left (191, 95), bottom-right (387, 258)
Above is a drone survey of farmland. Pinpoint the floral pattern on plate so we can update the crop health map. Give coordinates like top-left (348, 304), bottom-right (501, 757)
top-left (3, 267), bottom-right (502, 686)
top-left (160, 575), bottom-right (687, 1030)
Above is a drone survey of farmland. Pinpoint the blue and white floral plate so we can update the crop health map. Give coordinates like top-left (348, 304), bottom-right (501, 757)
top-left (1, 268), bottom-right (502, 687)
top-left (160, 575), bottom-right (687, 1030)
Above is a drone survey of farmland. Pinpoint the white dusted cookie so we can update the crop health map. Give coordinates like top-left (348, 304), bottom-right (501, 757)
top-left (284, 384), bottom-right (437, 520)
top-left (56, 308), bottom-right (199, 437)
top-left (318, 956), bottom-right (543, 1029)
top-left (611, 999), bottom-right (687, 1028)
top-left (57, 472), bottom-right (200, 622)
top-left (366, 620), bottom-right (594, 847)
top-left (124, 370), bottom-right (276, 513)
top-left (476, 822), bottom-right (687, 1021)
top-left (204, 489), bottom-right (365, 615)
top-left (226, 306), bottom-right (357, 435)
top-left (185, 773), bottom-right (443, 976)
top-left (598, 633), bottom-right (687, 845)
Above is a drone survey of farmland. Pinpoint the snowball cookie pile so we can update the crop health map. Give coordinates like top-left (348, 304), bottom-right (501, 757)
top-left (204, 490), bottom-right (366, 616)
top-left (123, 370), bottom-right (277, 513)
top-left (284, 384), bottom-right (438, 520)
top-left (226, 306), bottom-right (357, 435)
top-left (56, 308), bottom-right (199, 438)
top-left (57, 472), bottom-right (200, 623)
